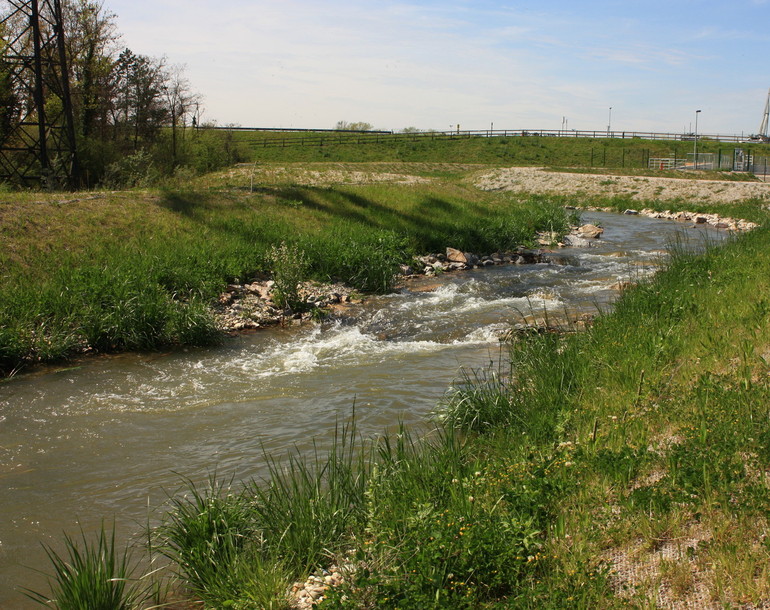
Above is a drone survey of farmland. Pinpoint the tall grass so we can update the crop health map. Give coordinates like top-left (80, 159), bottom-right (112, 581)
top-left (156, 421), bottom-right (368, 607)
top-left (23, 524), bottom-right (149, 610)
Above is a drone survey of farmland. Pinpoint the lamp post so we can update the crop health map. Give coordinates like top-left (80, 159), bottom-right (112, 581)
top-left (608, 107), bottom-right (612, 135)
top-left (694, 109), bottom-right (701, 169)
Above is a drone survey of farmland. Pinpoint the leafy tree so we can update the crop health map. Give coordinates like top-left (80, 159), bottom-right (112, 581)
top-left (64, 0), bottom-right (120, 139)
top-left (335, 120), bottom-right (373, 131)
top-left (0, 28), bottom-right (18, 142)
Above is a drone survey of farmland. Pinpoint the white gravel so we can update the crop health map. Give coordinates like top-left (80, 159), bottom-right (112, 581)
top-left (474, 167), bottom-right (770, 204)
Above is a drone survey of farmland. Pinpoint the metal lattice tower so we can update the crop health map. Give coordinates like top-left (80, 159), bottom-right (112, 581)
top-left (0, 0), bottom-right (78, 188)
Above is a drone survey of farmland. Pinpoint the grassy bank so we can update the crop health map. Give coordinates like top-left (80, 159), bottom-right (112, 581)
top-left (30, 206), bottom-right (770, 609)
top-left (0, 165), bottom-right (572, 376)
top-left (234, 129), bottom-right (770, 169)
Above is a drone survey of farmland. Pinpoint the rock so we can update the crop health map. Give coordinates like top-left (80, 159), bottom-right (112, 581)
top-left (399, 264), bottom-right (414, 275)
top-left (516, 249), bottom-right (542, 263)
top-left (623, 209), bottom-right (639, 215)
top-left (574, 224), bottom-right (604, 238)
top-left (537, 231), bottom-right (559, 245)
top-left (465, 252), bottom-right (480, 266)
top-left (446, 247), bottom-right (467, 263)
top-left (562, 235), bottom-right (593, 248)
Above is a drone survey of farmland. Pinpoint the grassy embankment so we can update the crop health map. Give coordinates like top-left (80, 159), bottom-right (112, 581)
top-left (0, 161), bottom-right (572, 377)
top-left (234, 128), bottom-right (770, 168)
top-left (12, 135), bottom-right (770, 607)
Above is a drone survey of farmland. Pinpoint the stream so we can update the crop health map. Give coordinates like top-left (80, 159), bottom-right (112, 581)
top-left (0, 211), bottom-right (728, 605)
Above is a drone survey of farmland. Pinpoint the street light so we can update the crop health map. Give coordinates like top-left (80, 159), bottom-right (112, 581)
top-left (694, 109), bottom-right (701, 169)
top-left (608, 107), bottom-right (612, 134)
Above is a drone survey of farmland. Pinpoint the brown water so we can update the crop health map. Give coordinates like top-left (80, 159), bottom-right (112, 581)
top-left (0, 212), bottom-right (727, 606)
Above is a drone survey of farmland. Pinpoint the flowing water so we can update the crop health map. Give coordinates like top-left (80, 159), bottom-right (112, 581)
top-left (0, 211), bottom-right (727, 605)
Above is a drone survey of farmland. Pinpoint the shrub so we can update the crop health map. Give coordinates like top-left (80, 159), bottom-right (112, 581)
top-left (267, 241), bottom-right (309, 311)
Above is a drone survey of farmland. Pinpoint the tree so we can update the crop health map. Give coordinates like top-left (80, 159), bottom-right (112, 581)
top-left (335, 120), bottom-right (373, 131)
top-left (0, 0), bottom-right (206, 186)
top-left (0, 28), bottom-right (18, 142)
top-left (64, 0), bottom-right (120, 139)
top-left (161, 64), bottom-right (200, 164)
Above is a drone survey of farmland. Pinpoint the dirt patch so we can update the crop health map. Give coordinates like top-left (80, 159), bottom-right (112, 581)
top-left (223, 164), bottom-right (432, 186)
top-left (475, 167), bottom-right (770, 204)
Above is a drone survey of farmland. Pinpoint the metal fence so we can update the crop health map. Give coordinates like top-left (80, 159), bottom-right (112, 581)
top-left (212, 126), bottom-right (762, 148)
top-left (747, 156), bottom-right (770, 177)
top-left (647, 152), bottom-right (770, 176)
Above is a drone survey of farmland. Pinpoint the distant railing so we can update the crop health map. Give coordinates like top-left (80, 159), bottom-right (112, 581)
top-left (206, 126), bottom-right (764, 148)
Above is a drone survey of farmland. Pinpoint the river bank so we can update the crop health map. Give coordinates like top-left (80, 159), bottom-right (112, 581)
top-left (6, 160), bottom-right (770, 608)
top-left (0, 171), bottom-right (573, 378)
top-left (2, 162), bottom-right (766, 378)
top-left (211, 207), bottom-right (755, 335)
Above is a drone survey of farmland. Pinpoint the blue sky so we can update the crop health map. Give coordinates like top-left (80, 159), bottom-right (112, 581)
top-left (106, 0), bottom-right (770, 134)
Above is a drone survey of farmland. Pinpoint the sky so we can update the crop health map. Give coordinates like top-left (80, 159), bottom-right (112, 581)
top-left (105, 0), bottom-right (770, 135)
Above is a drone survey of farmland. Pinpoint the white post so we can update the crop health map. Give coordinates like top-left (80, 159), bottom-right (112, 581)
top-left (694, 109), bottom-right (701, 169)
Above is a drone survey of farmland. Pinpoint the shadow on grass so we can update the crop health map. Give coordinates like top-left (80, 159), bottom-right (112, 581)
top-left (158, 189), bottom-right (213, 217)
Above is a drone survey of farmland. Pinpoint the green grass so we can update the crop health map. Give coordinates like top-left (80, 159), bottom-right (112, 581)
top-left (23, 524), bottom-right (150, 609)
top-left (232, 129), bottom-right (770, 169)
top-left (0, 169), bottom-right (573, 376)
